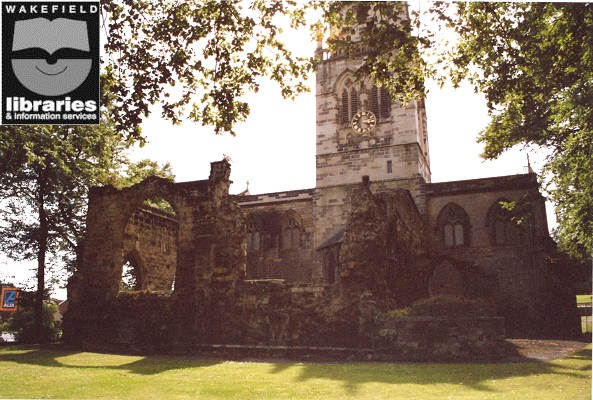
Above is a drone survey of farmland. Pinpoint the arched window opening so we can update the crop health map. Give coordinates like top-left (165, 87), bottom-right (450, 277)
top-left (246, 214), bottom-right (261, 252)
top-left (444, 221), bottom-right (465, 247)
top-left (123, 196), bottom-right (178, 292)
top-left (143, 196), bottom-right (175, 214)
top-left (436, 203), bottom-right (470, 248)
top-left (281, 211), bottom-right (304, 250)
top-left (487, 200), bottom-right (520, 246)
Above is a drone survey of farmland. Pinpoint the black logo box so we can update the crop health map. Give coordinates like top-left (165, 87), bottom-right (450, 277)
top-left (2, 1), bottom-right (100, 125)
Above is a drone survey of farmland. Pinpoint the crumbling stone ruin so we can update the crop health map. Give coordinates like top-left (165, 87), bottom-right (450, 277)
top-left (63, 5), bottom-right (580, 358)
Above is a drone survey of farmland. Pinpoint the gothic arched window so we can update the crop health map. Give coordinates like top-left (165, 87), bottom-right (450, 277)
top-left (246, 214), bottom-right (261, 252)
top-left (436, 203), bottom-right (471, 248)
top-left (281, 210), bottom-right (304, 249)
top-left (340, 85), bottom-right (359, 125)
top-left (486, 200), bottom-right (520, 246)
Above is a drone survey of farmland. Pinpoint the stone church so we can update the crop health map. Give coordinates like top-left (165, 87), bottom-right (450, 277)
top-left (63, 8), bottom-right (579, 353)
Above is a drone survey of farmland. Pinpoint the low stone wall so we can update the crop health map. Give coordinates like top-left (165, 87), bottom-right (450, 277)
top-left (68, 285), bottom-right (506, 361)
top-left (377, 316), bottom-right (506, 361)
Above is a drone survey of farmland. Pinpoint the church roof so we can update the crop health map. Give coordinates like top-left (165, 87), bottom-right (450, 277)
top-left (316, 226), bottom-right (345, 251)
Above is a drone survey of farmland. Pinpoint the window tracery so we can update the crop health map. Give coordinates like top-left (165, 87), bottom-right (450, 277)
top-left (246, 214), bottom-right (261, 252)
top-left (436, 203), bottom-right (470, 248)
top-left (281, 210), bottom-right (304, 249)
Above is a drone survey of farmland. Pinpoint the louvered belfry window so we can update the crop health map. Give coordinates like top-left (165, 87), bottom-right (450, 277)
top-left (341, 89), bottom-right (349, 124)
top-left (350, 88), bottom-right (358, 121)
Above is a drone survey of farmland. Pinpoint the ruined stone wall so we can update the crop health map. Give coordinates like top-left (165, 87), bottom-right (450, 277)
top-left (313, 175), bottom-right (428, 283)
top-left (338, 179), bottom-right (428, 311)
top-left (123, 206), bottom-right (178, 291)
top-left (64, 160), bottom-right (245, 346)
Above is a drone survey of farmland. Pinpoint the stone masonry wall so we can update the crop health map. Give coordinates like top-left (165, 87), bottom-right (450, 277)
top-left (378, 316), bottom-right (506, 361)
top-left (338, 178), bottom-right (427, 311)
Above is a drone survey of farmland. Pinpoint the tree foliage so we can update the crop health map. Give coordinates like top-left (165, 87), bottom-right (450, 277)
top-left (442, 2), bottom-right (593, 262)
top-left (102, 0), bottom-right (314, 138)
top-left (101, 1), bottom-right (431, 137)
top-left (108, 158), bottom-right (175, 189)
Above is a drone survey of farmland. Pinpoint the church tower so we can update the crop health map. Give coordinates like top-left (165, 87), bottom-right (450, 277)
top-left (313, 8), bottom-right (431, 250)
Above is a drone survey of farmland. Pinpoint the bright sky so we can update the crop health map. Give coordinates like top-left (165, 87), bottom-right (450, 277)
top-left (0, 4), bottom-right (555, 298)
top-left (130, 78), bottom-right (540, 194)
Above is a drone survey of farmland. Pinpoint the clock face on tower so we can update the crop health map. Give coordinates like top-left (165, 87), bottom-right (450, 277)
top-left (351, 110), bottom-right (377, 134)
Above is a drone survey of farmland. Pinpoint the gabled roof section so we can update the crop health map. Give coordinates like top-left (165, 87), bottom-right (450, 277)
top-left (316, 226), bottom-right (345, 251)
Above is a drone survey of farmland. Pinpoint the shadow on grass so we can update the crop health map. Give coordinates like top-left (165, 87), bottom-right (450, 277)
top-left (0, 344), bottom-right (589, 396)
top-left (0, 344), bottom-right (220, 375)
top-left (270, 347), bottom-right (592, 395)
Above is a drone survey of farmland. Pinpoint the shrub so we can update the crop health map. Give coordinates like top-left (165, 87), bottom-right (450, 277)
top-left (407, 295), bottom-right (496, 318)
top-left (6, 301), bottom-right (61, 343)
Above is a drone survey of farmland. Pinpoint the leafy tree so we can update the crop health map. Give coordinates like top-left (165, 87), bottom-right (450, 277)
top-left (0, 120), bottom-right (127, 342)
top-left (440, 2), bottom-right (592, 262)
top-left (101, 1), bottom-right (431, 138)
top-left (0, 126), bottom-right (177, 341)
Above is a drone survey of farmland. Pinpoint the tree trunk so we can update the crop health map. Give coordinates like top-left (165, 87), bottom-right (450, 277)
top-left (36, 177), bottom-right (48, 343)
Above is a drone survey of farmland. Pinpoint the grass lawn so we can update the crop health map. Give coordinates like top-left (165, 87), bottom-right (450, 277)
top-left (0, 345), bottom-right (590, 399)
top-left (577, 294), bottom-right (592, 304)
